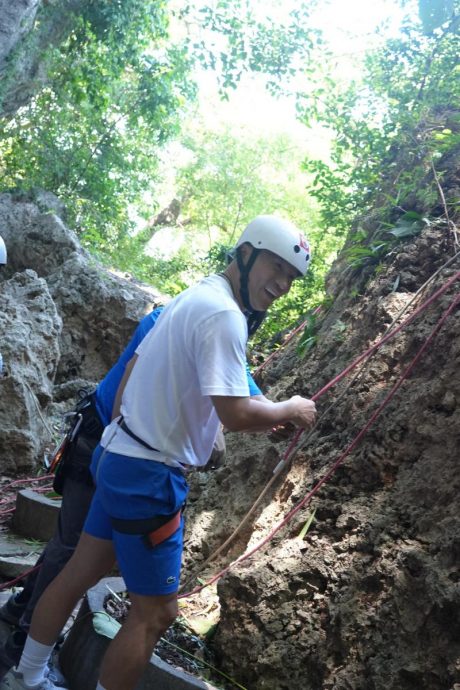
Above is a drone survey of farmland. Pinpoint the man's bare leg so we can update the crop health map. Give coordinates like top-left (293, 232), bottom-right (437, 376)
top-left (98, 591), bottom-right (178, 690)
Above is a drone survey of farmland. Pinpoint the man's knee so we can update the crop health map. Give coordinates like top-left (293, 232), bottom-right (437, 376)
top-left (129, 593), bottom-right (178, 636)
top-left (154, 603), bottom-right (177, 636)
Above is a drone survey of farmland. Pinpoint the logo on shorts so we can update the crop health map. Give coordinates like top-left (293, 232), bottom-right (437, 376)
top-left (166, 576), bottom-right (176, 585)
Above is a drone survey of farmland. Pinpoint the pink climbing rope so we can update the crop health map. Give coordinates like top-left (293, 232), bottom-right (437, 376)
top-left (279, 269), bottom-right (460, 468)
top-left (0, 565), bottom-right (41, 592)
top-left (180, 281), bottom-right (460, 598)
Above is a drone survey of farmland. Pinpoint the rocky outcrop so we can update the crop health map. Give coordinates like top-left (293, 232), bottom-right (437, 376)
top-left (0, 193), bottom-right (162, 471)
top-left (0, 0), bottom-right (84, 117)
top-left (0, 269), bottom-right (61, 470)
top-left (0, 1), bottom-right (40, 68)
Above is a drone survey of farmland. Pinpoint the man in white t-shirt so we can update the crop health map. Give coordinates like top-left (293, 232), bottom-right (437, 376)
top-left (7, 216), bottom-right (317, 690)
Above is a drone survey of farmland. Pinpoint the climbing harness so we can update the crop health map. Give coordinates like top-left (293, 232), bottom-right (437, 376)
top-left (49, 391), bottom-right (103, 494)
top-left (111, 510), bottom-right (182, 549)
top-left (117, 416), bottom-right (160, 453)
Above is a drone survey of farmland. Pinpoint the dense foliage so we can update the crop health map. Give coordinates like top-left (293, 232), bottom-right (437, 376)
top-left (1, 0), bottom-right (458, 354)
top-left (300, 0), bottom-right (460, 273)
top-left (0, 0), bottom-right (194, 252)
top-left (0, 0), bottom-right (321, 257)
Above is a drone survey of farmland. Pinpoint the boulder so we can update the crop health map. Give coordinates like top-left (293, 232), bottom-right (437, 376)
top-left (0, 193), bottom-right (164, 471)
top-left (0, 269), bottom-right (61, 471)
top-left (47, 253), bottom-right (156, 382)
top-left (0, 1), bottom-right (40, 71)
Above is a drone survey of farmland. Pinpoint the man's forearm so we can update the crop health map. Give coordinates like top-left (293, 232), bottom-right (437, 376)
top-left (212, 396), bottom-right (311, 432)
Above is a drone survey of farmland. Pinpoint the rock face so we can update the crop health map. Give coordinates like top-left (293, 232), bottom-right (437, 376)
top-left (0, 1), bottom-right (40, 70)
top-left (0, 193), bottom-right (161, 471)
top-left (183, 226), bottom-right (460, 690)
top-left (0, 269), bottom-right (61, 470)
top-left (0, 0), bottom-right (86, 117)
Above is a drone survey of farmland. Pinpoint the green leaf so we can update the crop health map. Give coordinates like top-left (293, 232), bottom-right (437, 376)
top-left (388, 222), bottom-right (423, 239)
top-left (297, 509), bottom-right (316, 540)
top-left (400, 211), bottom-right (422, 220)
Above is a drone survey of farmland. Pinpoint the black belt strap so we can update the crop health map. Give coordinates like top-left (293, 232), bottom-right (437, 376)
top-left (111, 510), bottom-right (182, 549)
top-left (111, 512), bottom-right (179, 535)
top-left (118, 418), bottom-right (160, 453)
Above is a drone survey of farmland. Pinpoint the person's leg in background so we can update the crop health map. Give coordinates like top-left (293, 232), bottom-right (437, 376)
top-left (6, 451), bottom-right (187, 690)
top-left (12, 531), bottom-right (116, 690)
top-left (0, 477), bottom-right (95, 671)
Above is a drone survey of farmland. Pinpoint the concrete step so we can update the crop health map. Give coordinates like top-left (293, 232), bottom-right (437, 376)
top-left (12, 489), bottom-right (61, 542)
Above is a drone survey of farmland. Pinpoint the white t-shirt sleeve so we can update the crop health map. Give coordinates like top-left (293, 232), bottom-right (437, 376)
top-left (194, 309), bottom-right (249, 397)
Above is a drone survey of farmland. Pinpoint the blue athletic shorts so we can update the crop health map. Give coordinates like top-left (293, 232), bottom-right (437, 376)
top-left (84, 444), bottom-right (189, 595)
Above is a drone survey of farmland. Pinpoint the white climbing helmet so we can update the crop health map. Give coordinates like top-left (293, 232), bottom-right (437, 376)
top-left (236, 215), bottom-right (311, 276)
top-left (0, 235), bottom-right (6, 265)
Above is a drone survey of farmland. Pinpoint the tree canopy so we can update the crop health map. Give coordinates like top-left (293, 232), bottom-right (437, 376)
top-left (0, 0), bottom-right (458, 352)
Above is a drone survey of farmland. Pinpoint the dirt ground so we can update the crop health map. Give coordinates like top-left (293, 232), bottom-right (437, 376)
top-left (180, 227), bottom-right (460, 690)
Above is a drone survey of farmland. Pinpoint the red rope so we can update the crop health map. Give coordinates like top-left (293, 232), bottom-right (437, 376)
top-left (278, 269), bottom-right (460, 467)
top-left (180, 286), bottom-right (460, 598)
top-left (0, 564), bottom-right (41, 592)
top-left (3, 474), bottom-right (54, 489)
top-left (312, 271), bottom-right (460, 401)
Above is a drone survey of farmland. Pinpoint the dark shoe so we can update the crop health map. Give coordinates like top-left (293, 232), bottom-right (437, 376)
top-left (0, 597), bottom-right (26, 628)
top-left (0, 631), bottom-right (27, 669)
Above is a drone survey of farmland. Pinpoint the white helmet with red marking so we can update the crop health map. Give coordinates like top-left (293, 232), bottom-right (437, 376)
top-left (236, 215), bottom-right (311, 276)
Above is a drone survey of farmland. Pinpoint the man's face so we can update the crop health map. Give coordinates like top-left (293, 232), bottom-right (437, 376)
top-left (243, 246), bottom-right (299, 311)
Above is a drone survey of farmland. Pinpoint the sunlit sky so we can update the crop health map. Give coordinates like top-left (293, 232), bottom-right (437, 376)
top-left (197, 0), bottom-right (410, 138)
top-left (148, 0), bottom-right (416, 255)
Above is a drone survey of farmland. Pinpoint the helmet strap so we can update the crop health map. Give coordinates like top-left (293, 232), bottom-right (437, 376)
top-left (246, 310), bottom-right (266, 337)
top-left (236, 245), bottom-right (259, 311)
top-left (236, 245), bottom-right (266, 336)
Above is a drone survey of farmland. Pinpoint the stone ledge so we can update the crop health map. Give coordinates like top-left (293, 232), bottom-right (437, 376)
top-left (0, 554), bottom-right (37, 579)
top-left (12, 489), bottom-right (61, 542)
top-left (0, 533), bottom-right (42, 580)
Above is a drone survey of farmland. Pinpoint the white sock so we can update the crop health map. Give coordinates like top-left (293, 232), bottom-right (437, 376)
top-left (17, 636), bottom-right (54, 687)
top-left (96, 683), bottom-right (107, 690)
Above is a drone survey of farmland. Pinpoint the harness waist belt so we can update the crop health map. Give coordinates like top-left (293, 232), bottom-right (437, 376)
top-left (111, 511), bottom-right (182, 548)
top-left (118, 418), bottom-right (160, 453)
